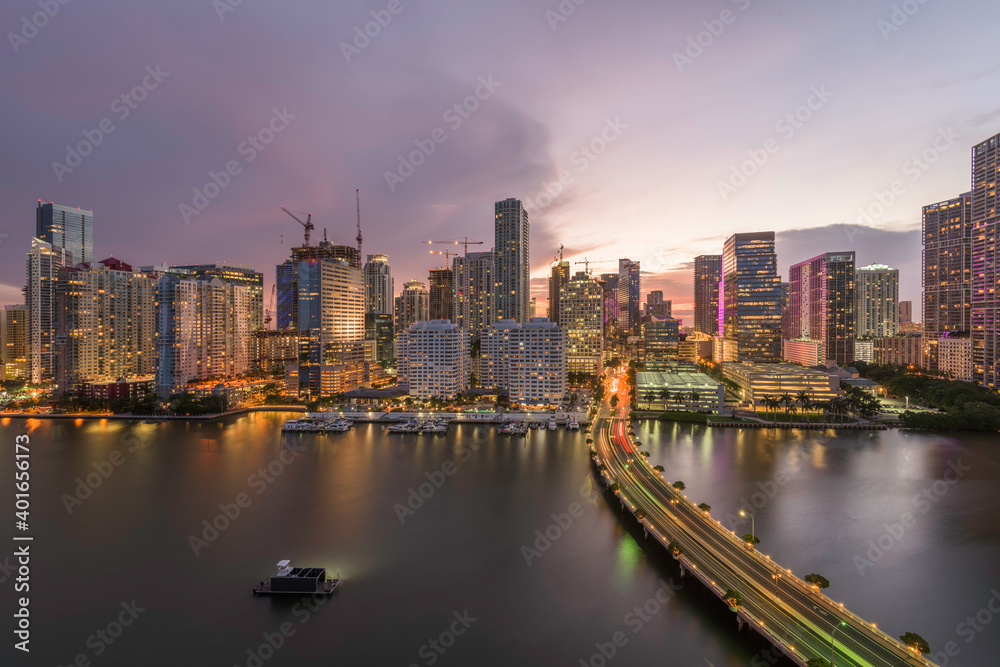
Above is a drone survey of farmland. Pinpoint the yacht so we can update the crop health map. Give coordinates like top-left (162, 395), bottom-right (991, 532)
top-left (567, 419), bottom-right (580, 431)
top-left (548, 419), bottom-right (557, 430)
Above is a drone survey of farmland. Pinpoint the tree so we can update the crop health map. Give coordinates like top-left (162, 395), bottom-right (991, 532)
top-left (672, 481), bottom-right (685, 491)
top-left (742, 533), bottom-right (760, 546)
top-left (796, 389), bottom-right (812, 415)
top-left (899, 632), bottom-right (930, 655)
top-left (804, 573), bottom-right (830, 590)
top-left (609, 482), bottom-right (619, 493)
top-left (667, 541), bottom-right (683, 558)
top-left (653, 465), bottom-right (664, 472)
top-left (780, 392), bottom-right (793, 419)
top-left (697, 502), bottom-right (711, 513)
top-left (659, 388), bottom-right (671, 405)
top-left (644, 391), bottom-right (656, 406)
top-left (805, 659), bottom-right (830, 667)
top-left (610, 395), bottom-right (619, 408)
top-left (723, 589), bottom-right (742, 609)
top-left (689, 391), bottom-right (700, 406)
top-left (635, 509), bottom-right (645, 520)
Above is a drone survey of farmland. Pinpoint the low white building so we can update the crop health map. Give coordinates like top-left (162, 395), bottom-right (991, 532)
top-left (782, 339), bottom-right (824, 367)
top-left (397, 319), bottom-right (469, 399)
top-left (482, 318), bottom-right (567, 405)
top-left (937, 337), bottom-right (972, 382)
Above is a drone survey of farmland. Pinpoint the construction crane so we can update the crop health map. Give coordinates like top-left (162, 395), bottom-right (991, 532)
top-left (552, 244), bottom-right (564, 265)
top-left (429, 249), bottom-right (460, 266)
top-left (355, 188), bottom-right (363, 261)
top-left (574, 258), bottom-right (616, 275)
top-left (425, 237), bottom-right (484, 257)
top-left (281, 206), bottom-right (314, 247)
top-left (264, 283), bottom-right (276, 328)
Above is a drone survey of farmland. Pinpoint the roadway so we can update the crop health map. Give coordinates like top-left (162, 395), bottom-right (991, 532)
top-left (593, 370), bottom-right (936, 667)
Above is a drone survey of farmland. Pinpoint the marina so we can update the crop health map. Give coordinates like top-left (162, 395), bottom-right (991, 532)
top-left (252, 560), bottom-right (340, 597)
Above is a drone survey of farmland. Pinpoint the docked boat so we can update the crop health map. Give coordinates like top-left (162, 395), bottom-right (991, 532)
top-left (548, 419), bottom-right (557, 430)
top-left (567, 419), bottom-right (580, 431)
top-left (253, 560), bottom-right (339, 597)
top-left (528, 421), bottom-right (541, 429)
top-left (498, 423), bottom-right (520, 435)
top-left (420, 422), bottom-right (448, 434)
top-left (387, 421), bottom-right (420, 433)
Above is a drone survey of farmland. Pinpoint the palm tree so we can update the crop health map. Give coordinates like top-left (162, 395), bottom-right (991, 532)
top-left (689, 391), bottom-right (700, 407)
top-left (767, 396), bottom-right (780, 424)
top-left (644, 391), bottom-right (656, 408)
top-left (796, 390), bottom-right (811, 419)
top-left (780, 392), bottom-right (793, 420)
top-left (658, 388), bottom-right (670, 408)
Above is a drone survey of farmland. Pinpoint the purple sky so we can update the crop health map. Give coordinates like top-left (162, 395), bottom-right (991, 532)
top-left (2, 0), bottom-right (999, 324)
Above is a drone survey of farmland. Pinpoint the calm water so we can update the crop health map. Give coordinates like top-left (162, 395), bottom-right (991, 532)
top-left (2, 414), bottom-right (998, 666)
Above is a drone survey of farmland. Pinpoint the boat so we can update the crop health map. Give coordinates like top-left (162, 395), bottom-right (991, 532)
top-left (498, 423), bottom-right (520, 435)
top-left (253, 560), bottom-right (339, 597)
top-left (387, 421), bottom-right (420, 433)
top-left (567, 419), bottom-right (580, 431)
top-left (548, 419), bottom-right (557, 430)
top-left (420, 422), bottom-right (448, 434)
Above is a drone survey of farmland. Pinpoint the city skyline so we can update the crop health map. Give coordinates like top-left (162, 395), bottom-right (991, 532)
top-left (4, 2), bottom-right (999, 322)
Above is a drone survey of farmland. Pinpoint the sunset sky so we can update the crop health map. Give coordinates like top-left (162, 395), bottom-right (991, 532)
top-left (3, 0), bottom-right (999, 324)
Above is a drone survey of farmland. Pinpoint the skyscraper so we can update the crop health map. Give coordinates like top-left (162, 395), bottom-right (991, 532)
top-left (481, 318), bottom-right (567, 404)
top-left (855, 264), bottom-right (899, 339)
top-left (364, 254), bottom-right (394, 316)
top-left (395, 279), bottom-right (429, 331)
top-left (1, 305), bottom-right (29, 380)
top-left (56, 257), bottom-right (157, 390)
top-left (787, 252), bottom-right (856, 366)
top-left (494, 198), bottom-right (530, 322)
top-left (276, 237), bottom-right (361, 332)
top-left (428, 267), bottom-right (455, 321)
top-left (173, 263), bottom-right (264, 333)
top-left (617, 259), bottom-right (641, 337)
top-left (645, 291), bottom-right (671, 319)
top-left (721, 232), bottom-right (782, 362)
top-left (548, 260), bottom-right (570, 325)
top-left (559, 271), bottom-right (604, 375)
top-left (26, 237), bottom-right (71, 383)
top-left (598, 273), bottom-right (619, 335)
top-left (397, 320), bottom-right (469, 399)
top-left (452, 251), bottom-right (495, 343)
top-left (972, 132), bottom-right (1000, 388)
top-left (922, 193), bottom-right (973, 371)
top-left (693, 255), bottom-right (722, 335)
top-left (36, 201), bottom-right (92, 264)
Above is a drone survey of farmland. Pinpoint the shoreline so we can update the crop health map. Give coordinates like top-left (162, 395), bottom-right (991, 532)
top-left (0, 405), bottom-right (308, 421)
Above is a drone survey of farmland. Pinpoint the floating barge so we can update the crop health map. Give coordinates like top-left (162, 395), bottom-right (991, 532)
top-left (252, 560), bottom-right (340, 596)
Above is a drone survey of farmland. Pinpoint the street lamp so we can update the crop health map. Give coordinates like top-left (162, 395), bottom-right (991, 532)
top-left (831, 620), bottom-right (847, 666)
top-left (739, 509), bottom-right (755, 541)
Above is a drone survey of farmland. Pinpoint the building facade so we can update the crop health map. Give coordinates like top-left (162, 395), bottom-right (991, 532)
top-left (922, 193), bottom-right (973, 371)
top-left (494, 198), bottom-right (530, 322)
top-left (548, 261), bottom-right (570, 325)
top-left (787, 252), bottom-right (856, 365)
top-left (598, 273), bottom-right (619, 336)
top-left (694, 255), bottom-right (722, 336)
top-left (453, 251), bottom-right (495, 343)
top-left (782, 339), bottom-right (824, 367)
top-left (938, 336), bottom-right (973, 382)
top-left (645, 291), bottom-right (672, 319)
top-left (395, 279), bottom-right (429, 332)
top-left (971, 133), bottom-right (1000, 388)
top-left (397, 319), bottom-right (469, 399)
top-left (559, 271), bottom-right (604, 375)
top-left (364, 254), bottom-right (394, 316)
top-left (428, 267), bottom-right (454, 321)
top-left (26, 237), bottom-right (71, 384)
top-left (36, 201), bottom-right (92, 265)
top-left (617, 259), bottom-right (641, 337)
top-left (173, 263), bottom-right (264, 334)
top-left (1, 305), bottom-right (29, 380)
top-left (855, 263), bottom-right (899, 339)
top-left (481, 318), bottom-right (567, 404)
top-left (722, 232), bottom-right (782, 362)
top-left (874, 334), bottom-right (923, 367)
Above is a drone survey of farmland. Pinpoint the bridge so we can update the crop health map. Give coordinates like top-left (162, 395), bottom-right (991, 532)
top-left (592, 371), bottom-right (937, 667)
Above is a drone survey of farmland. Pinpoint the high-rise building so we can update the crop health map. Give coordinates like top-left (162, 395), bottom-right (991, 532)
top-left (453, 251), bottom-right (495, 343)
top-left (617, 259), bottom-right (641, 337)
top-left (173, 263), bottom-right (264, 333)
top-left (155, 275), bottom-right (250, 397)
top-left (899, 301), bottom-right (913, 324)
top-left (494, 198), bottom-right (530, 322)
top-left (922, 193), bottom-right (973, 372)
top-left (364, 254), bottom-right (394, 316)
top-left (721, 232), bottom-right (782, 362)
top-left (559, 271), bottom-right (604, 375)
top-left (855, 264), bottom-right (899, 339)
top-left (481, 318), bottom-right (567, 404)
top-left (787, 252), bottom-right (856, 366)
top-left (275, 238), bottom-right (361, 332)
top-left (1, 305), bottom-right (29, 380)
top-left (428, 267), bottom-right (455, 321)
top-left (397, 319), bottom-right (469, 399)
top-left (548, 261), bottom-right (570, 325)
top-left (971, 133), bottom-right (1000, 388)
top-left (598, 273), bottom-right (619, 336)
top-left (365, 313), bottom-right (394, 365)
top-left (938, 336), bottom-right (973, 382)
top-left (645, 291), bottom-right (671, 320)
top-left (529, 298), bottom-right (537, 318)
top-left (56, 257), bottom-right (157, 390)
top-left (644, 318), bottom-right (680, 366)
top-left (36, 201), bottom-right (92, 265)
top-left (780, 281), bottom-right (792, 340)
top-left (693, 255), bottom-right (722, 335)
top-left (395, 279), bottom-right (429, 332)
top-left (26, 237), bottom-right (71, 384)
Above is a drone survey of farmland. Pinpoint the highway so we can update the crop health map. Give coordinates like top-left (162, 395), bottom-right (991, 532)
top-left (592, 370), bottom-right (936, 667)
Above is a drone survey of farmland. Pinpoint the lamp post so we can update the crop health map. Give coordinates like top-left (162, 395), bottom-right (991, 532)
top-left (739, 509), bottom-right (755, 542)
top-left (831, 620), bottom-right (847, 666)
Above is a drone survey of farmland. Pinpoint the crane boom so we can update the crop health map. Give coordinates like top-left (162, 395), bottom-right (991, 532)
top-left (425, 237), bottom-right (484, 257)
top-left (281, 206), bottom-right (314, 247)
top-left (356, 188), bottom-right (363, 261)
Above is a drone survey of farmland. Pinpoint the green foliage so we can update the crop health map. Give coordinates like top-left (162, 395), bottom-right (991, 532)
top-left (900, 401), bottom-right (1000, 431)
top-left (610, 395), bottom-right (619, 408)
top-left (672, 480), bottom-right (685, 491)
top-left (899, 632), bottom-right (930, 654)
top-left (805, 659), bottom-right (830, 667)
top-left (697, 503), bottom-right (711, 513)
top-left (169, 394), bottom-right (227, 415)
top-left (804, 573), bottom-right (830, 589)
top-left (635, 509), bottom-right (645, 520)
top-left (653, 464), bottom-right (664, 472)
top-left (667, 541), bottom-right (683, 557)
top-left (723, 589), bottom-right (742, 608)
top-left (657, 411), bottom-right (709, 424)
top-left (609, 482), bottom-right (619, 492)
top-left (742, 533), bottom-right (760, 545)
